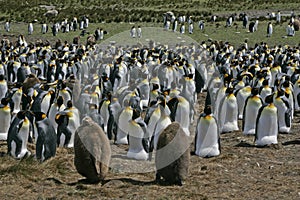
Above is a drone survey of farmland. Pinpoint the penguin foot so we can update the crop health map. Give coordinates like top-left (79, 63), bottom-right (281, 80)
top-left (174, 178), bottom-right (183, 186)
top-left (155, 173), bottom-right (161, 183)
top-left (78, 178), bottom-right (100, 185)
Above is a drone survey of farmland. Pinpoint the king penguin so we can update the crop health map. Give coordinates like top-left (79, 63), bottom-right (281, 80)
top-left (107, 97), bottom-right (121, 141)
top-left (195, 105), bottom-right (220, 157)
top-left (55, 111), bottom-right (73, 147)
top-left (235, 85), bottom-right (252, 120)
top-left (274, 89), bottom-right (292, 133)
top-left (144, 100), bottom-right (161, 151)
top-left (99, 92), bottom-right (111, 134)
top-left (62, 100), bottom-right (81, 147)
top-left (0, 98), bottom-right (11, 140)
top-left (57, 81), bottom-right (72, 106)
top-left (127, 109), bottom-right (149, 160)
top-left (0, 74), bottom-right (8, 100)
top-left (34, 112), bottom-right (57, 162)
top-left (267, 22), bottom-right (273, 37)
top-left (242, 88), bottom-right (263, 135)
top-left (293, 79), bottom-right (300, 112)
top-left (167, 94), bottom-right (191, 135)
top-left (7, 110), bottom-right (31, 159)
top-left (30, 89), bottom-right (54, 114)
top-left (8, 84), bottom-right (23, 115)
top-left (48, 96), bottom-right (66, 132)
top-left (218, 87), bottom-right (239, 133)
top-left (152, 96), bottom-right (172, 149)
top-left (213, 74), bottom-right (231, 119)
top-left (115, 100), bottom-right (133, 144)
top-left (137, 78), bottom-right (150, 109)
top-left (259, 79), bottom-right (273, 103)
top-left (255, 94), bottom-right (278, 146)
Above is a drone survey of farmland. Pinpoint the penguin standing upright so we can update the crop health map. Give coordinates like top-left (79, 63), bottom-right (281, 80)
top-left (242, 88), bottom-right (263, 135)
top-left (9, 85), bottom-right (23, 115)
top-left (34, 112), bottom-right (57, 162)
top-left (0, 74), bottom-right (8, 100)
top-left (30, 89), bottom-right (54, 114)
top-left (107, 97), bottom-right (121, 141)
top-left (87, 103), bottom-right (104, 128)
top-left (57, 81), bottom-right (72, 106)
top-left (167, 94), bottom-right (191, 135)
top-left (55, 111), bottom-right (72, 147)
top-left (28, 22), bottom-right (33, 35)
top-left (259, 79), bottom-right (273, 103)
top-left (255, 94), bottom-right (278, 146)
top-left (235, 85), bottom-right (252, 120)
top-left (267, 22), bottom-right (273, 37)
top-left (153, 96), bottom-right (172, 149)
top-left (48, 96), bottom-right (66, 133)
top-left (274, 90), bottom-right (292, 133)
top-left (144, 100), bottom-right (161, 148)
top-left (62, 100), bottom-right (80, 147)
top-left (137, 78), bottom-right (150, 109)
top-left (218, 87), bottom-right (239, 133)
top-left (0, 98), bottom-right (11, 140)
top-left (195, 105), bottom-right (220, 158)
top-left (213, 75), bottom-right (229, 119)
top-left (293, 79), bottom-right (300, 111)
top-left (7, 111), bottom-right (31, 159)
top-left (127, 109), bottom-right (149, 160)
top-left (99, 92), bottom-right (111, 134)
top-left (115, 100), bottom-right (133, 144)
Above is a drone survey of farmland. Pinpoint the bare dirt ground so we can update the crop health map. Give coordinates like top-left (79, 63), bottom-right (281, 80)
top-left (0, 92), bottom-right (299, 200)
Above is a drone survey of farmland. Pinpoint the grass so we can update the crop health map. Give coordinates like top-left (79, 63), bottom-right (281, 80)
top-left (2, 19), bottom-right (300, 49)
top-left (0, 0), bottom-right (299, 48)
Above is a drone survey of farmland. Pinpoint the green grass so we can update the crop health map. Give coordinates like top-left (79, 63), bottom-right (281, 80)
top-left (1, 0), bottom-right (299, 48)
top-left (2, 20), bottom-right (300, 49)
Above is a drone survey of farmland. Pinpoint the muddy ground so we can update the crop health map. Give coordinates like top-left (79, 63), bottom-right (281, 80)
top-left (0, 92), bottom-right (299, 200)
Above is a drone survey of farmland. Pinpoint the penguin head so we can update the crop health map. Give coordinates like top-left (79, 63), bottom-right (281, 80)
top-left (57, 96), bottom-right (64, 107)
top-left (157, 95), bottom-right (166, 107)
top-left (17, 110), bottom-right (28, 120)
top-left (55, 111), bottom-right (68, 125)
top-left (262, 79), bottom-right (269, 86)
top-left (34, 112), bottom-right (47, 121)
top-left (251, 87), bottom-right (259, 96)
top-left (1, 97), bottom-right (10, 106)
top-left (163, 89), bottom-right (170, 97)
top-left (66, 100), bottom-right (73, 108)
top-left (276, 89), bottom-right (285, 97)
top-left (88, 103), bottom-right (97, 110)
top-left (152, 83), bottom-right (159, 91)
top-left (149, 100), bottom-right (158, 107)
top-left (282, 80), bottom-right (290, 88)
top-left (204, 105), bottom-right (212, 115)
top-left (0, 74), bottom-right (5, 81)
top-left (265, 94), bottom-right (274, 104)
top-left (225, 87), bottom-right (234, 95)
top-left (132, 108), bottom-right (141, 120)
top-left (223, 73), bottom-right (233, 86)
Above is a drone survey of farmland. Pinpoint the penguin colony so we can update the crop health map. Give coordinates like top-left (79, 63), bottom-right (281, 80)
top-left (0, 33), bottom-right (299, 185)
